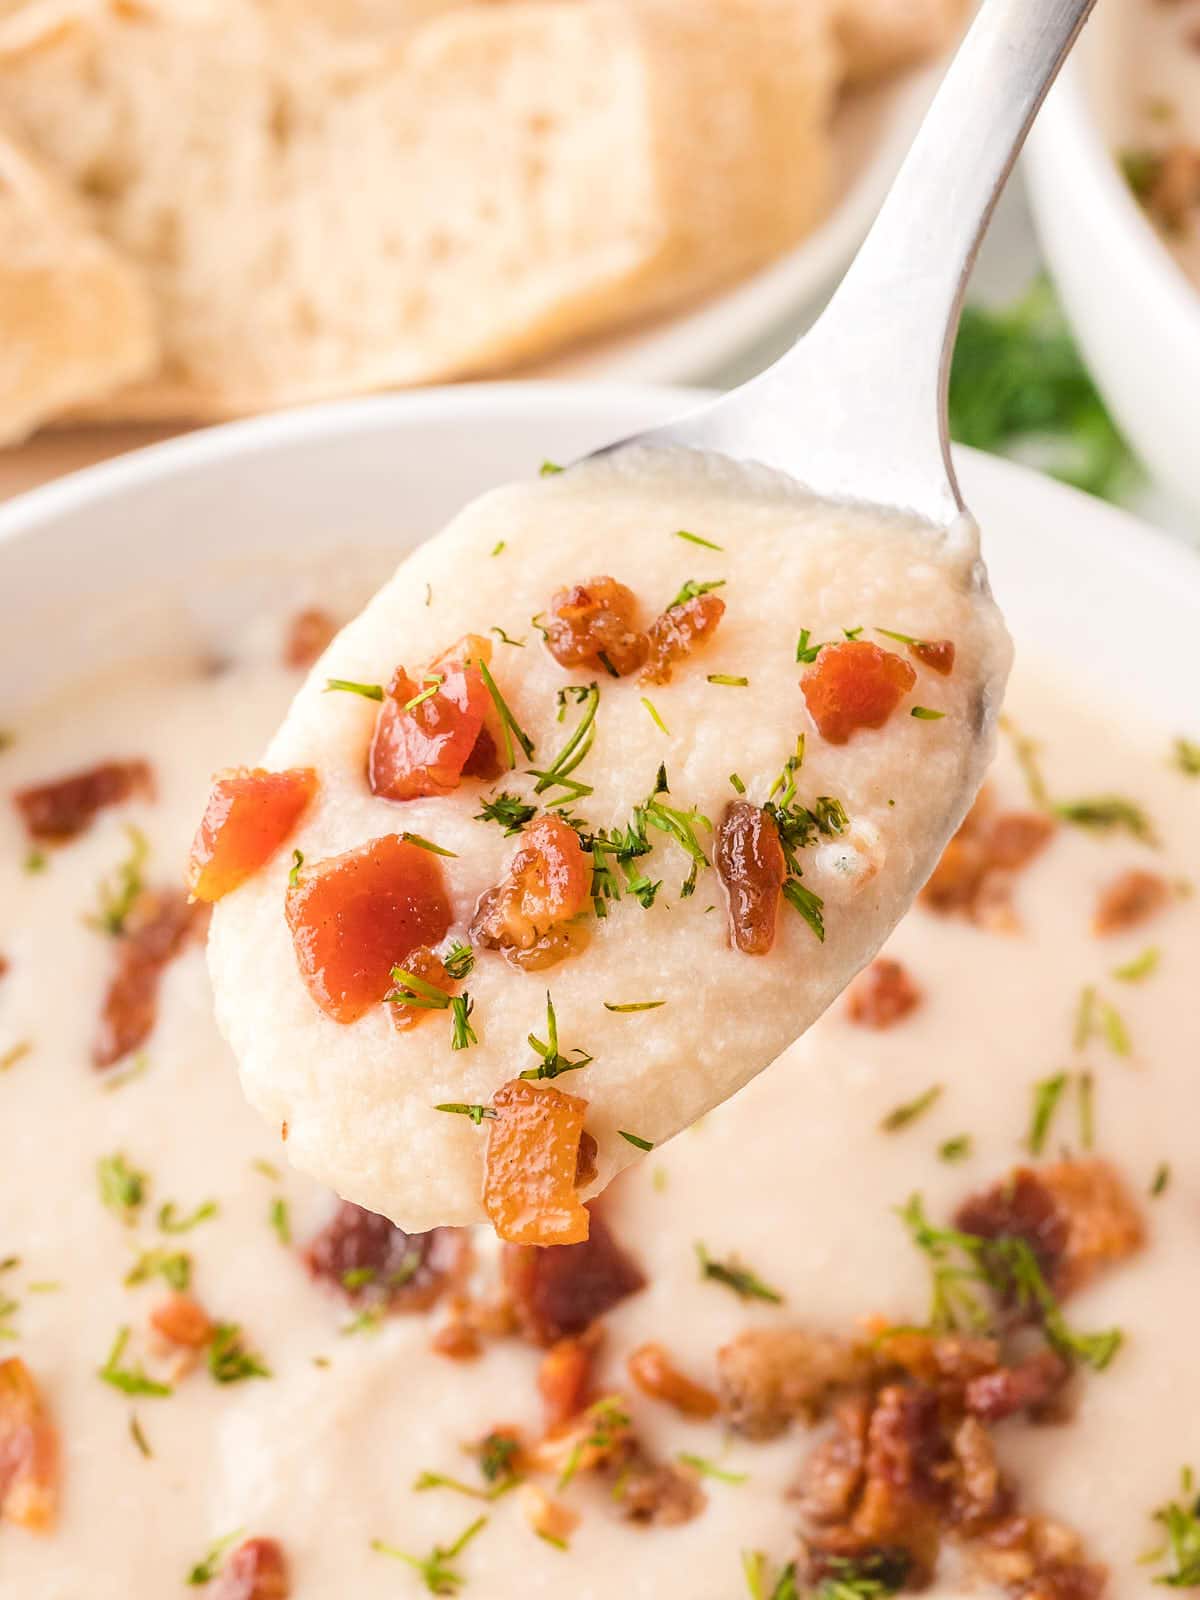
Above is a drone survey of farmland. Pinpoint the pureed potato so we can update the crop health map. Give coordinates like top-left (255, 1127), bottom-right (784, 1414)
top-left (203, 448), bottom-right (1012, 1238)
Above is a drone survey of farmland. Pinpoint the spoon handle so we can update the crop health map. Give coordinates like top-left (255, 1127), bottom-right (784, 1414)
top-left (658, 0), bottom-right (1099, 526)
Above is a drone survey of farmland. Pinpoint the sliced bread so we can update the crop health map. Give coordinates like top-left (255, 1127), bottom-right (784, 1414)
top-left (0, 126), bottom-right (156, 445)
top-left (0, 0), bottom-right (836, 420)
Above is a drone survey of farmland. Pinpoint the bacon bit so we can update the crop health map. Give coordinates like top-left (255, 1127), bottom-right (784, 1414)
top-left (93, 889), bottom-right (209, 1068)
top-left (430, 1320), bottom-right (482, 1362)
top-left (470, 814), bottom-right (591, 972)
top-left (913, 638), bottom-right (956, 675)
top-left (538, 1334), bottom-right (597, 1429)
top-left (212, 1536), bottom-right (290, 1600)
top-left (955, 1159), bottom-right (1144, 1299)
top-left (717, 1328), bottom-right (875, 1439)
top-left (15, 759), bottom-right (153, 843)
top-left (873, 1327), bottom-right (999, 1389)
top-left (615, 1455), bottom-right (707, 1526)
top-left (714, 800), bottom-right (787, 956)
top-left (285, 608), bottom-right (337, 669)
top-left (970, 1515), bottom-right (1105, 1600)
top-left (369, 635), bottom-right (499, 801)
top-left (950, 1414), bottom-right (1006, 1531)
top-left (284, 834), bottom-right (451, 1022)
top-left (846, 1384), bottom-right (944, 1583)
top-left (529, 1394), bottom-right (634, 1480)
top-left (922, 790), bottom-right (1055, 927)
top-left (483, 1080), bottom-right (591, 1246)
top-left (518, 1484), bottom-right (579, 1547)
top-left (1092, 868), bottom-right (1170, 937)
top-left (503, 1209), bottom-right (645, 1346)
top-left (964, 1349), bottom-right (1071, 1424)
top-left (543, 576), bottom-right (648, 676)
top-left (388, 946), bottom-right (454, 1032)
top-left (150, 1293), bottom-right (214, 1350)
top-left (305, 1200), bottom-right (465, 1312)
top-left (802, 641), bottom-right (917, 745)
top-left (987, 812), bottom-right (1057, 872)
top-left (845, 958), bottom-right (921, 1028)
top-left (626, 1342), bottom-right (719, 1419)
top-left (641, 592), bottom-right (726, 685)
top-left (793, 1393), bottom-right (871, 1526)
top-left (187, 767), bottom-right (318, 902)
top-left (461, 723), bottom-right (502, 781)
top-left (0, 1357), bottom-right (57, 1531)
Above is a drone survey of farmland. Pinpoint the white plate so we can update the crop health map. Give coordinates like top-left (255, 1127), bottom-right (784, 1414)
top-left (1, 384), bottom-right (1197, 741)
top-left (533, 63), bottom-right (946, 385)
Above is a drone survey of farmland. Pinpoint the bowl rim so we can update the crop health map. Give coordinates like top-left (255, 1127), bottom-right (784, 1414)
top-left (0, 381), bottom-right (1196, 603)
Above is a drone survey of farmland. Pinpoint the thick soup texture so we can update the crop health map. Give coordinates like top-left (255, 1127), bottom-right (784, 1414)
top-left (1, 578), bottom-right (1198, 1597)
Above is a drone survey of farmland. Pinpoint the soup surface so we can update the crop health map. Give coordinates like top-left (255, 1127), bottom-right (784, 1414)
top-left (1, 585), bottom-right (1197, 1596)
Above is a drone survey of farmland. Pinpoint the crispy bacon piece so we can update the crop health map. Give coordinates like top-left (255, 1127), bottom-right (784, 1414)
top-left (794, 1393), bottom-right (871, 1526)
top-left (284, 607), bottom-right (337, 669)
top-left (873, 1327), bottom-right (999, 1389)
top-left (970, 1515), bottom-right (1105, 1600)
top-left (150, 1293), bottom-right (214, 1350)
top-left (187, 767), bottom-right (318, 902)
top-left (213, 1536), bottom-right (290, 1600)
top-left (802, 641), bottom-right (916, 745)
top-left (922, 789), bottom-right (1055, 927)
top-left (284, 834), bottom-right (451, 1023)
top-left (641, 592), bottom-right (726, 685)
top-left (846, 1384), bottom-right (945, 1584)
top-left (717, 1329), bottom-right (875, 1439)
top-left (913, 638), bottom-right (956, 675)
top-left (483, 1080), bottom-right (591, 1246)
top-left (615, 1455), bottom-right (706, 1526)
top-left (305, 1200), bottom-right (464, 1312)
top-left (845, 958), bottom-right (921, 1028)
top-left (1092, 869), bottom-right (1169, 937)
top-left (627, 1342), bottom-right (719, 1419)
top-left (388, 945), bottom-right (454, 1032)
top-left (950, 1414), bottom-right (1006, 1530)
top-left (15, 759), bottom-right (153, 843)
top-left (715, 800), bottom-right (787, 956)
top-left (369, 634), bottom-right (501, 801)
top-left (538, 1334), bottom-right (597, 1428)
top-left (543, 576), bottom-right (648, 676)
top-left (503, 1208), bottom-right (645, 1345)
top-left (0, 1357), bottom-right (57, 1531)
top-left (93, 889), bottom-right (209, 1068)
top-left (470, 814), bottom-right (591, 972)
top-left (964, 1349), bottom-right (1070, 1424)
top-left (955, 1159), bottom-right (1144, 1299)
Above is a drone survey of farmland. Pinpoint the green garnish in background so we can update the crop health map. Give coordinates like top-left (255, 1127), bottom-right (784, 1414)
top-left (949, 276), bottom-right (1140, 502)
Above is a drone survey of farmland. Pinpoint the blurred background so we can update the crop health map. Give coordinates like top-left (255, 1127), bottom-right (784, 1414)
top-left (1, 0), bottom-right (1197, 539)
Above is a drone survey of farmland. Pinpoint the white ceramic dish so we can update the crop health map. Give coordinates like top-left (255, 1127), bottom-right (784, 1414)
top-left (1025, 22), bottom-right (1200, 519)
top-left (1, 382), bottom-right (1197, 746)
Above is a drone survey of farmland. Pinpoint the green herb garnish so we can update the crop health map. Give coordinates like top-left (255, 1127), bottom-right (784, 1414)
top-left (618, 1131), bottom-right (654, 1151)
top-left (1028, 1071), bottom-right (1068, 1155)
top-left (707, 674), bottom-right (749, 687)
top-left (97, 1153), bottom-right (148, 1223)
top-left (490, 541), bottom-right (505, 557)
top-left (640, 696), bottom-right (670, 735)
top-left (489, 626), bottom-right (524, 647)
top-left (24, 849), bottom-right (47, 874)
top-left (269, 1197), bottom-right (291, 1246)
top-left (158, 1199), bottom-right (217, 1234)
top-left (476, 658), bottom-right (534, 766)
top-left (938, 1134), bottom-right (972, 1163)
top-left (604, 1000), bottom-right (666, 1013)
top-left (386, 965), bottom-right (451, 1010)
top-left (678, 1453), bottom-right (747, 1484)
top-left (400, 831), bottom-right (458, 858)
top-left (1055, 794), bottom-right (1157, 845)
top-left (129, 1415), bottom-right (152, 1459)
top-left (910, 706), bottom-right (945, 721)
top-left (1172, 737), bottom-right (1200, 777)
top-left (125, 1248), bottom-right (191, 1292)
top-left (88, 824), bottom-right (149, 936)
top-left (436, 1103), bottom-right (496, 1124)
top-left (371, 1515), bottom-right (488, 1595)
top-left (673, 529), bottom-right (723, 551)
top-left (475, 791), bottom-right (537, 836)
top-left (519, 992), bottom-right (592, 1081)
top-left (669, 577), bottom-right (726, 610)
top-left (1151, 1162), bottom-right (1172, 1198)
top-left (99, 1326), bottom-right (172, 1398)
top-left (479, 1432), bottom-right (521, 1484)
top-left (450, 994), bottom-right (477, 1052)
top-left (1114, 946), bottom-right (1161, 983)
top-left (443, 942), bottom-right (475, 981)
top-left (695, 1242), bottom-right (783, 1304)
top-left (880, 1084), bottom-right (943, 1133)
top-left (186, 1527), bottom-right (245, 1585)
top-left (288, 849), bottom-right (304, 887)
top-left (323, 677), bottom-right (384, 700)
top-left (528, 683), bottom-right (598, 805)
top-left (207, 1323), bottom-right (270, 1384)
top-left (1147, 1467), bottom-right (1200, 1586)
top-left (540, 460), bottom-right (563, 476)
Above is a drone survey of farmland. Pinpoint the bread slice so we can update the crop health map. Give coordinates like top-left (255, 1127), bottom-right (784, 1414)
top-left (0, 0), bottom-right (836, 420)
top-left (835, 0), bottom-right (966, 86)
top-left (0, 126), bottom-right (156, 445)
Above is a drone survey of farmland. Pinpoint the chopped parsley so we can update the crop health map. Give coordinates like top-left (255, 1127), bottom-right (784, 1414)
top-left (640, 696), bottom-right (670, 735)
top-left (413, 1470), bottom-right (518, 1503)
top-left (158, 1199), bottom-right (218, 1234)
top-left (99, 1326), bottom-right (172, 1398)
top-left (288, 849), bottom-right (304, 887)
top-left (641, 771), bottom-right (711, 898)
top-left (186, 1527), bottom-right (245, 1585)
top-left (474, 791), bottom-right (537, 835)
top-left (695, 1242), bottom-right (784, 1305)
top-left (479, 1431), bottom-right (521, 1484)
top-left (1055, 794), bottom-right (1157, 845)
top-left (677, 1453), bottom-right (747, 1484)
top-left (618, 1130), bottom-right (654, 1151)
top-left (489, 625), bottom-right (524, 647)
top-left (207, 1323), bottom-right (271, 1384)
top-left (1028, 1071), bottom-right (1068, 1155)
top-left (477, 658), bottom-right (534, 766)
top-left (323, 677), bottom-right (383, 701)
top-left (539, 460), bottom-right (563, 476)
top-left (910, 706), bottom-right (945, 721)
top-left (1151, 1162), bottom-right (1172, 1198)
top-left (669, 577), bottom-right (726, 610)
top-left (519, 992), bottom-right (592, 1081)
top-left (604, 1000), bottom-right (666, 1013)
top-left (97, 1152), bottom-right (148, 1223)
top-left (88, 824), bottom-right (149, 936)
top-left (529, 683), bottom-right (598, 805)
top-left (399, 831), bottom-right (458, 858)
top-left (880, 1084), bottom-right (942, 1133)
top-left (1147, 1467), bottom-right (1200, 1586)
top-left (268, 1196), bottom-right (291, 1246)
top-left (371, 1514), bottom-right (488, 1595)
top-left (490, 541), bottom-right (505, 557)
top-left (1075, 984), bottom-right (1132, 1058)
top-left (558, 1397), bottom-right (629, 1490)
top-left (125, 1247), bottom-right (191, 1292)
top-left (795, 629), bottom-right (827, 664)
top-left (436, 1102), bottom-right (496, 1124)
top-left (443, 942), bottom-right (475, 981)
top-left (938, 1134), bottom-right (972, 1163)
top-left (673, 528), bottom-right (723, 551)
top-left (707, 674), bottom-right (749, 687)
top-left (1172, 737), bottom-right (1200, 777)
top-left (1113, 945), bottom-right (1161, 983)
top-left (897, 1193), bottom-right (1122, 1369)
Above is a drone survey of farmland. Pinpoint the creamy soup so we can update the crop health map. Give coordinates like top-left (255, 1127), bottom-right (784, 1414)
top-left (1095, 0), bottom-right (1200, 284)
top-left (2, 587), bottom-right (1198, 1596)
top-left (206, 448), bottom-right (1010, 1238)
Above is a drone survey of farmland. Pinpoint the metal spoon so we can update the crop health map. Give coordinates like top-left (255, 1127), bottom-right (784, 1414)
top-left (605, 0), bottom-right (1097, 530)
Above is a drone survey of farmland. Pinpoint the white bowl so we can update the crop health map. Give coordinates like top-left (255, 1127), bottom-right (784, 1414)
top-left (1025, 27), bottom-right (1200, 517)
top-left (1, 384), bottom-right (1197, 739)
